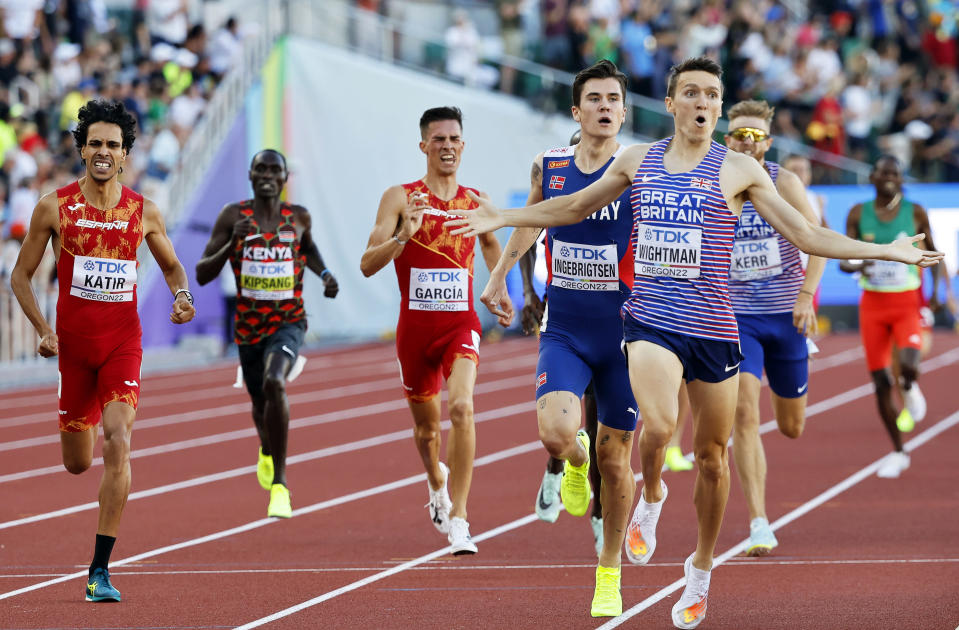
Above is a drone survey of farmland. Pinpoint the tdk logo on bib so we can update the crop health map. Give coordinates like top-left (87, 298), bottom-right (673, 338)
top-left (551, 239), bottom-right (618, 291)
top-left (645, 227), bottom-right (692, 243)
top-left (418, 270), bottom-right (462, 283)
top-left (83, 259), bottom-right (130, 274)
top-left (409, 267), bottom-right (468, 311)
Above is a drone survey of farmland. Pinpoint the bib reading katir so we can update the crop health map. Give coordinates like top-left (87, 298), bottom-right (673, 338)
top-left (71, 254), bottom-right (137, 302)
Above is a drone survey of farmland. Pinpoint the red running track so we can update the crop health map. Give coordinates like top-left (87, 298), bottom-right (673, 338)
top-left (0, 333), bottom-right (958, 629)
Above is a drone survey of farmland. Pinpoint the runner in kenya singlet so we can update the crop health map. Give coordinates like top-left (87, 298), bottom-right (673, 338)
top-left (230, 201), bottom-right (307, 345)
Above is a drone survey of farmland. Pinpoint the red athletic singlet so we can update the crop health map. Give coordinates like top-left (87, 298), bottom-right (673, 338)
top-left (56, 181), bottom-right (143, 337)
top-left (55, 181), bottom-right (144, 431)
top-left (393, 181), bottom-right (479, 326)
top-left (392, 181), bottom-right (482, 402)
top-left (230, 201), bottom-right (306, 345)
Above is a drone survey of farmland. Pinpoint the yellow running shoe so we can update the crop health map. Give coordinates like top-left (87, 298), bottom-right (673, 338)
top-left (268, 484), bottom-right (292, 518)
top-left (590, 565), bottom-right (622, 617)
top-left (896, 408), bottom-right (915, 433)
top-left (664, 446), bottom-right (693, 471)
top-left (561, 430), bottom-right (591, 517)
top-left (257, 448), bottom-right (274, 490)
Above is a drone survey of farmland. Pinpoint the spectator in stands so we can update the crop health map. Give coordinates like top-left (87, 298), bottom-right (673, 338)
top-left (208, 17), bottom-right (242, 78)
top-left (444, 9), bottom-right (497, 89)
top-left (148, 0), bottom-right (190, 47)
top-left (495, 0), bottom-right (523, 94)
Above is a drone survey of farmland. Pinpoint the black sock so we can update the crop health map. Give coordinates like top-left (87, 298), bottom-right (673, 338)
top-left (89, 534), bottom-right (116, 577)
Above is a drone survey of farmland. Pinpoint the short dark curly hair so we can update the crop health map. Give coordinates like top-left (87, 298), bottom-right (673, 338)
top-left (72, 99), bottom-right (138, 153)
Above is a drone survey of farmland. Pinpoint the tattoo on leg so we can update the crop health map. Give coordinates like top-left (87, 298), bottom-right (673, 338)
top-left (600, 434), bottom-right (610, 446)
top-left (538, 399), bottom-right (546, 410)
top-left (621, 431), bottom-right (632, 443)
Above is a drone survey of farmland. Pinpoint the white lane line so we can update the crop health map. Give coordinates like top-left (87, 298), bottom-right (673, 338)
top-left (0, 350), bottom-right (538, 433)
top-left (8, 557), bottom-right (958, 579)
top-left (233, 513), bottom-right (541, 630)
top-left (0, 401), bottom-right (533, 528)
top-left (0, 440), bottom-right (543, 601)
top-left (595, 408), bottom-right (959, 629)
top-left (0, 370), bottom-right (533, 460)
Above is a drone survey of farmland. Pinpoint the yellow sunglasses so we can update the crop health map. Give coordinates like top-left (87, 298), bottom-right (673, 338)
top-left (729, 127), bottom-right (770, 142)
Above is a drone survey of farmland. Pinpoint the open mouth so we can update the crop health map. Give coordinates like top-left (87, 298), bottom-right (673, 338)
top-left (93, 160), bottom-right (111, 170)
top-left (695, 115), bottom-right (707, 127)
top-left (598, 116), bottom-right (612, 125)
top-left (440, 154), bottom-right (456, 165)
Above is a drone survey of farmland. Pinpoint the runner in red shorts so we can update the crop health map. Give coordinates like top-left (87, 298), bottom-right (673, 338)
top-left (840, 155), bottom-right (944, 479)
top-left (361, 106), bottom-right (508, 555)
top-left (10, 100), bottom-right (195, 601)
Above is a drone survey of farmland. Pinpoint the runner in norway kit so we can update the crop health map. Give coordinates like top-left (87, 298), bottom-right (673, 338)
top-left (480, 60), bottom-right (637, 616)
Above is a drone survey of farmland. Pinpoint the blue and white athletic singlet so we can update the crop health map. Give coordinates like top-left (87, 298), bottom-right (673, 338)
top-left (540, 146), bottom-right (634, 318)
top-left (623, 138), bottom-right (740, 343)
top-left (728, 161), bottom-right (805, 314)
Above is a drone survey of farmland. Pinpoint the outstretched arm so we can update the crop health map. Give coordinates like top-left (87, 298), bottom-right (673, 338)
top-left (744, 161), bottom-right (943, 267)
top-left (9, 194), bottom-right (59, 356)
top-left (446, 145), bottom-right (643, 236)
top-left (778, 169), bottom-right (825, 335)
top-left (143, 199), bottom-right (196, 324)
top-left (475, 191), bottom-right (511, 327)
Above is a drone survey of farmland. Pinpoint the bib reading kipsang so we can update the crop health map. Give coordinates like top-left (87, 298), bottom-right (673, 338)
top-left (71, 254), bottom-right (137, 302)
top-left (635, 225), bottom-right (702, 278)
top-left (550, 239), bottom-right (619, 291)
top-left (409, 267), bottom-right (468, 311)
top-left (241, 242), bottom-right (295, 300)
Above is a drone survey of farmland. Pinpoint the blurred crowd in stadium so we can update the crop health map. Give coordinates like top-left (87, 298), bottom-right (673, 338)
top-left (1, 0), bottom-right (957, 322)
top-left (0, 0), bottom-right (246, 295)
top-left (356, 0), bottom-right (958, 183)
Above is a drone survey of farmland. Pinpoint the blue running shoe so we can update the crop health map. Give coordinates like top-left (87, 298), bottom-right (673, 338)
top-left (85, 567), bottom-right (121, 602)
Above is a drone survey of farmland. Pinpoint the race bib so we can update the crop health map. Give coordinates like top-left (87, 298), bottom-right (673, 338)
top-left (634, 225), bottom-right (702, 279)
top-left (730, 237), bottom-right (783, 282)
top-left (241, 258), bottom-right (294, 300)
top-left (71, 255), bottom-right (136, 302)
top-left (550, 239), bottom-right (619, 291)
top-left (865, 260), bottom-right (910, 288)
top-left (409, 267), bottom-right (468, 311)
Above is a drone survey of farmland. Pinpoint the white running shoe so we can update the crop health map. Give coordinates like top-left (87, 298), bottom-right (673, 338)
top-left (426, 462), bottom-right (453, 534)
top-left (876, 451), bottom-right (911, 478)
top-left (671, 554), bottom-right (711, 629)
top-left (625, 479), bottom-right (667, 565)
top-left (903, 384), bottom-right (926, 423)
top-left (534, 470), bottom-right (563, 523)
top-left (590, 515), bottom-right (604, 558)
top-left (447, 516), bottom-right (478, 555)
top-left (286, 355), bottom-right (308, 381)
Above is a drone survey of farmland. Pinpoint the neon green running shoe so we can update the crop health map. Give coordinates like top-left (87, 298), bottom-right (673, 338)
top-left (590, 565), bottom-right (622, 617)
top-left (896, 408), bottom-right (915, 433)
top-left (257, 447), bottom-right (274, 490)
top-left (268, 483), bottom-right (292, 518)
top-left (561, 430), bottom-right (591, 517)
top-left (664, 446), bottom-right (694, 471)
